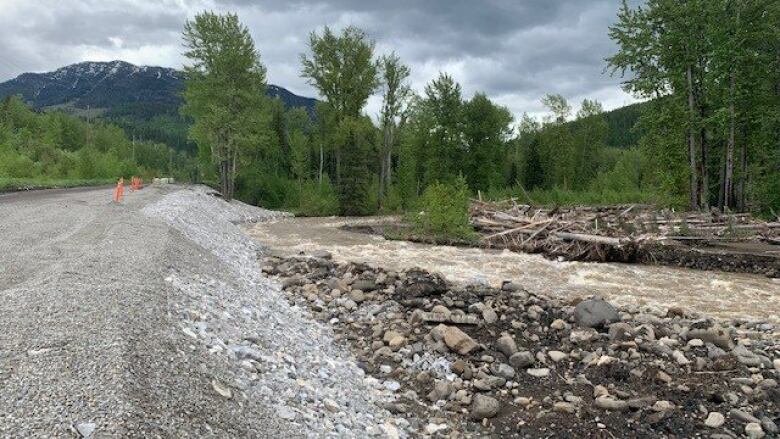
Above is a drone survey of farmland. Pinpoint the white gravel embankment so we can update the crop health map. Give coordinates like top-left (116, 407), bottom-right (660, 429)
top-left (143, 186), bottom-right (407, 437)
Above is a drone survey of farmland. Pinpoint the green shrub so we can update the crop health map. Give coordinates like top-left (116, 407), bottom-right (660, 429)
top-left (411, 175), bottom-right (475, 241)
top-left (381, 184), bottom-right (405, 213)
top-left (295, 176), bottom-right (339, 216)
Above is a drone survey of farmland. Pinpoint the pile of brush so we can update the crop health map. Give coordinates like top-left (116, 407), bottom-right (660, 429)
top-left (470, 198), bottom-right (780, 262)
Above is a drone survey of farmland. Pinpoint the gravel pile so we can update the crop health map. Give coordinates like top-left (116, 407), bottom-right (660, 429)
top-left (143, 186), bottom-right (407, 438)
top-left (264, 252), bottom-right (780, 438)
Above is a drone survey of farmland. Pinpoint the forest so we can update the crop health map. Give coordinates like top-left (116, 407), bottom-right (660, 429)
top-left (0, 95), bottom-right (195, 190)
top-left (181, 1), bottom-right (779, 218)
top-left (1, 1), bottom-right (777, 220)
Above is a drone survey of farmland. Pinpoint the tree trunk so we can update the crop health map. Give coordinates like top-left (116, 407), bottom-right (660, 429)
top-left (686, 65), bottom-right (699, 210)
top-left (718, 148), bottom-right (726, 210)
top-left (318, 142), bottom-right (324, 186)
top-left (724, 70), bottom-right (736, 209)
top-left (378, 152), bottom-right (386, 207)
top-left (220, 159), bottom-right (230, 201)
top-left (737, 125), bottom-right (747, 211)
top-left (699, 114), bottom-right (709, 210)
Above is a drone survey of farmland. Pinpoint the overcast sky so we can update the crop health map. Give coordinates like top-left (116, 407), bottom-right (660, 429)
top-left (0, 0), bottom-right (637, 121)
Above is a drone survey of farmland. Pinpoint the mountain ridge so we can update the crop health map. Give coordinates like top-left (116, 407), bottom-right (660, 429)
top-left (0, 60), bottom-right (317, 116)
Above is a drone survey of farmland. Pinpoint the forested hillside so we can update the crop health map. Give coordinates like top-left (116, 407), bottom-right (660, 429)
top-left (0, 61), bottom-right (318, 155)
top-left (0, 95), bottom-right (195, 189)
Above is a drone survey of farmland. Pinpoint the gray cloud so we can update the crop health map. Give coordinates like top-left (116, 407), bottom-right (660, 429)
top-left (0, 0), bottom-right (637, 121)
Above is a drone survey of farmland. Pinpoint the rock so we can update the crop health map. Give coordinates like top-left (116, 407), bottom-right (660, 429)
top-left (469, 394), bottom-right (500, 419)
top-left (730, 409), bottom-right (761, 424)
top-left (652, 400), bottom-right (675, 411)
top-left (311, 250), bottom-right (332, 259)
top-left (396, 269), bottom-right (448, 297)
top-left (509, 351), bottom-right (535, 369)
top-left (349, 289), bottom-right (366, 303)
top-left (574, 299), bottom-right (619, 329)
top-left (608, 322), bottom-right (634, 341)
top-left (761, 418), bottom-right (778, 435)
top-left (383, 330), bottom-right (402, 342)
top-left (705, 412), bottom-right (725, 428)
top-left (687, 326), bottom-right (734, 350)
top-left (687, 338), bottom-right (704, 347)
top-left (74, 422), bottom-right (96, 438)
top-left (451, 360), bottom-right (472, 378)
top-left (594, 396), bottom-right (628, 411)
top-left (570, 328), bottom-right (598, 344)
top-left (550, 319), bottom-right (569, 330)
top-left (773, 359), bottom-right (780, 370)
top-left (323, 398), bottom-right (339, 413)
top-left (501, 281), bottom-right (523, 292)
top-left (553, 401), bottom-right (576, 414)
top-left (627, 397), bottom-right (655, 409)
top-left (672, 350), bottom-right (690, 365)
top-left (548, 351), bottom-right (568, 363)
top-left (482, 307), bottom-right (498, 324)
top-left (277, 405), bottom-right (297, 420)
top-left (494, 363), bottom-right (516, 379)
top-left (656, 370), bottom-right (672, 384)
top-left (425, 424), bottom-right (449, 435)
top-left (496, 334), bottom-right (518, 358)
top-left (441, 325), bottom-right (479, 355)
top-left (593, 385), bottom-right (609, 398)
top-left (388, 335), bottom-right (407, 350)
top-left (526, 368), bottom-right (550, 378)
top-left (211, 380), bottom-right (233, 399)
top-left (431, 304), bottom-right (451, 316)
top-left (281, 276), bottom-right (304, 288)
top-left (428, 380), bottom-right (453, 402)
top-left (745, 423), bottom-right (765, 439)
top-left (352, 278), bottom-right (378, 291)
top-left (430, 324), bottom-right (448, 342)
top-left (384, 380), bottom-right (401, 392)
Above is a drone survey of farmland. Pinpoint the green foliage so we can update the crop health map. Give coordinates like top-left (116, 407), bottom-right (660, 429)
top-left (337, 116), bottom-right (375, 216)
top-left (295, 176), bottom-right (339, 217)
top-left (182, 11), bottom-right (268, 201)
top-left (0, 177), bottom-right (115, 192)
top-left (607, 0), bottom-right (780, 212)
top-left (411, 176), bottom-right (476, 241)
top-left (300, 26), bottom-right (380, 119)
top-left (0, 96), bottom-right (189, 184)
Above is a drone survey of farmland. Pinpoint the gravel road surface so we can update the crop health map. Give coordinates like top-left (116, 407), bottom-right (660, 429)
top-left (0, 185), bottom-right (403, 438)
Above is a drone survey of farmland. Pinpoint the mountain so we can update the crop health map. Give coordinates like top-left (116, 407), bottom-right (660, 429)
top-left (0, 61), bottom-right (318, 153)
top-left (0, 60), bottom-right (317, 118)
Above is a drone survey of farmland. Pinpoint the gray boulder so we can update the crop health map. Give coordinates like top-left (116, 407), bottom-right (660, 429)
top-left (470, 394), bottom-right (500, 419)
top-left (574, 299), bottom-right (619, 329)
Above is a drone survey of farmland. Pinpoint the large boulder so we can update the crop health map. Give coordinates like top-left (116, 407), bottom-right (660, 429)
top-left (396, 269), bottom-right (448, 298)
top-left (574, 299), bottom-right (619, 329)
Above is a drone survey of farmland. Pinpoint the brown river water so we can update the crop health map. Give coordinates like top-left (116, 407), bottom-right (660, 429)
top-left (247, 217), bottom-right (780, 324)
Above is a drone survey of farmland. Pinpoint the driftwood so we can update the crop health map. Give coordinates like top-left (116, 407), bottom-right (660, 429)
top-left (471, 201), bottom-right (780, 262)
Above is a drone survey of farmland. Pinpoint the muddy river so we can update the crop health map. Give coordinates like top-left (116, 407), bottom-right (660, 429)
top-left (247, 216), bottom-right (780, 324)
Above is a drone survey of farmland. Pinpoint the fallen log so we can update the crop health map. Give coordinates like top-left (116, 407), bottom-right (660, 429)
top-left (555, 232), bottom-right (624, 247)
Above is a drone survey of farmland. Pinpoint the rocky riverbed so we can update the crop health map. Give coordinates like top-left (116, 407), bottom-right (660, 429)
top-left (262, 252), bottom-right (780, 438)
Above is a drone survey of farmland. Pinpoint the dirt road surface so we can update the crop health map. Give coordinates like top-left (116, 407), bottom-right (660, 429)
top-left (0, 186), bottom-right (399, 438)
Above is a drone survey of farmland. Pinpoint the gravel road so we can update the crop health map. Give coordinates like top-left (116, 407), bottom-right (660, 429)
top-left (0, 185), bottom-right (404, 438)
